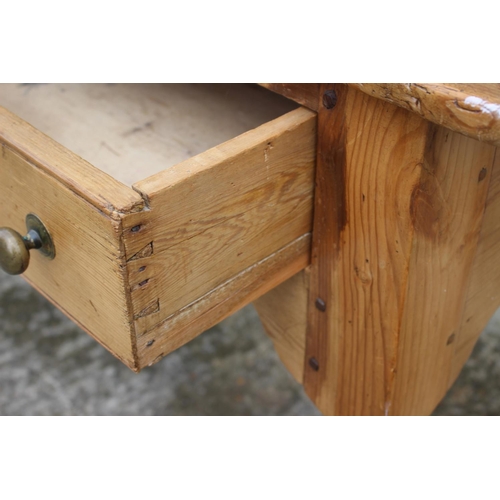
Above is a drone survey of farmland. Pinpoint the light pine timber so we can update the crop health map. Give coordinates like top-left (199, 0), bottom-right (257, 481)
top-left (259, 84), bottom-right (320, 111)
top-left (390, 125), bottom-right (496, 416)
top-left (0, 106), bottom-right (144, 216)
top-left (303, 85), bottom-right (496, 415)
top-left (451, 146), bottom-right (500, 383)
top-left (304, 85), bottom-right (429, 416)
top-left (138, 234), bottom-right (311, 368)
top-left (253, 269), bottom-right (310, 383)
top-left (121, 108), bottom-right (317, 368)
top-left (0, 144), bottom-right (139, 369)
top-left (351, 84), bottom-right (500, 148)
top-left (260, 83), bottom-right (500, 413)
top-left (0, 90), bottom-right (313, 372)
top-left (0, 106), bottom-right (145, 368)
top-left (255, 145), bottom-right (500, 408)
top-left (0, 87), bottom-right (310, 372)
top-left (0, 84), bottom-right (296, 186)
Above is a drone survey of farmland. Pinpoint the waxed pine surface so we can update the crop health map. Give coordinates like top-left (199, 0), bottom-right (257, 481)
top-left (0, 272), bottom-right (499, 416)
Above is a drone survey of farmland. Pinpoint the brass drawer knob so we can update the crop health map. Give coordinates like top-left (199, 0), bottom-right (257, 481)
top-left (0, 214), bottom-right (55, 275)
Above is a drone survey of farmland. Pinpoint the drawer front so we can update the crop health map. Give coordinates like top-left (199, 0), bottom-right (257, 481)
top-left (0, 87), bottom-right (316, 371)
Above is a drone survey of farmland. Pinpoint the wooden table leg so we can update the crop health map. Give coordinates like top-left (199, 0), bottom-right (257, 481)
top-left (256, 83), bottom-right (499, 415)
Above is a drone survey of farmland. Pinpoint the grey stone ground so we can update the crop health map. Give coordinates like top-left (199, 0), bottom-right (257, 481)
top-left (0, 273), bottom-right (499, 415)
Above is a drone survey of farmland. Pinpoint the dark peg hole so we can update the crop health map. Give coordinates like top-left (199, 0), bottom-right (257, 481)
top-left (322, 89), bottom-right (338, 109)
top-left (315, 298), bottom-right (326, 312)
top-left (309, 357), bottom-right (320, 371)
top-left (131, 225), bottom-right (141, 233)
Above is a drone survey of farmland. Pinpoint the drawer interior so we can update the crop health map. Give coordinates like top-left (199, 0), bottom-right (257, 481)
top-left (0, 83), bottom-right (297, 186)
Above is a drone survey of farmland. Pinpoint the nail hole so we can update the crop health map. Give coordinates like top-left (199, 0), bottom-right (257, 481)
top-left (146, 339), bottom-right (155, 347)
top-left (131, 225), bottom-right (141, 233)
top-left (138, 266), bottom-right (146, 272)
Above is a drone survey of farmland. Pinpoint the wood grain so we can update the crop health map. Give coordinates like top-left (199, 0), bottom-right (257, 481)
top-left (0, 92), bottom-right (313, 373)
top-left (0, 143), bottom-right (137, 369)
top-left (136, 234), bottom-right (311, 369)
top-left (253, 269), bottom-right (309, 383)
top-left (304, 85), bottom-right (429, 415)
top-left (0, 106), bottom-right (143, 217)
top-left (259, 84), bottom-right (320, 111)
top-left (390, 126), bottom-right (495, 415)
top-left (121, 108), bottom-right (316, 365)
top-left (351, 84), bottom-right (500, 147)
top-left (303, 85), bottom-right (496, 415)
top-left (451, 146), bottom-right (500, 383)
top-left (0, 84), bottom-right (297, 187)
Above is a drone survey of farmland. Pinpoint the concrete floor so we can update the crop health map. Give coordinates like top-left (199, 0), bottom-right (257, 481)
top-left (0, 272), bottom-right (499, 415)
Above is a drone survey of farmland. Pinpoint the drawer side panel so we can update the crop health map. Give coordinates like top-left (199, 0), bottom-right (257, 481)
top-left (123, 107), bottom-right (316, 367)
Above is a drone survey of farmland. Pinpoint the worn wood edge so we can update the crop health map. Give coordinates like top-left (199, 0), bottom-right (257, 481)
top-left (0, 105), bottom-right (145, 217)
top-left (253, 268), bottom-right (310, 384)
top-left (135, 233), bottom-right (311, 369)
top-left (258, 84), bottom-right (320, 111)
top-left (350, 84), bottom-right (500, 147)
top-left (304, 83), bottom-right (349, 415)
top-left (117, 217), bottom-right (141, 371)
top-left (132, 107), bottom-right (316, 199)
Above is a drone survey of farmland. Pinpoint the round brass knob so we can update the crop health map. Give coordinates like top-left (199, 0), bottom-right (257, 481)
top-left (0, 214), bottom-right (55, 275)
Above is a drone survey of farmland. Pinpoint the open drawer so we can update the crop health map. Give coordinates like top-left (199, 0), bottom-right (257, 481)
top-left (0, 84), bottom-right (316, 371)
